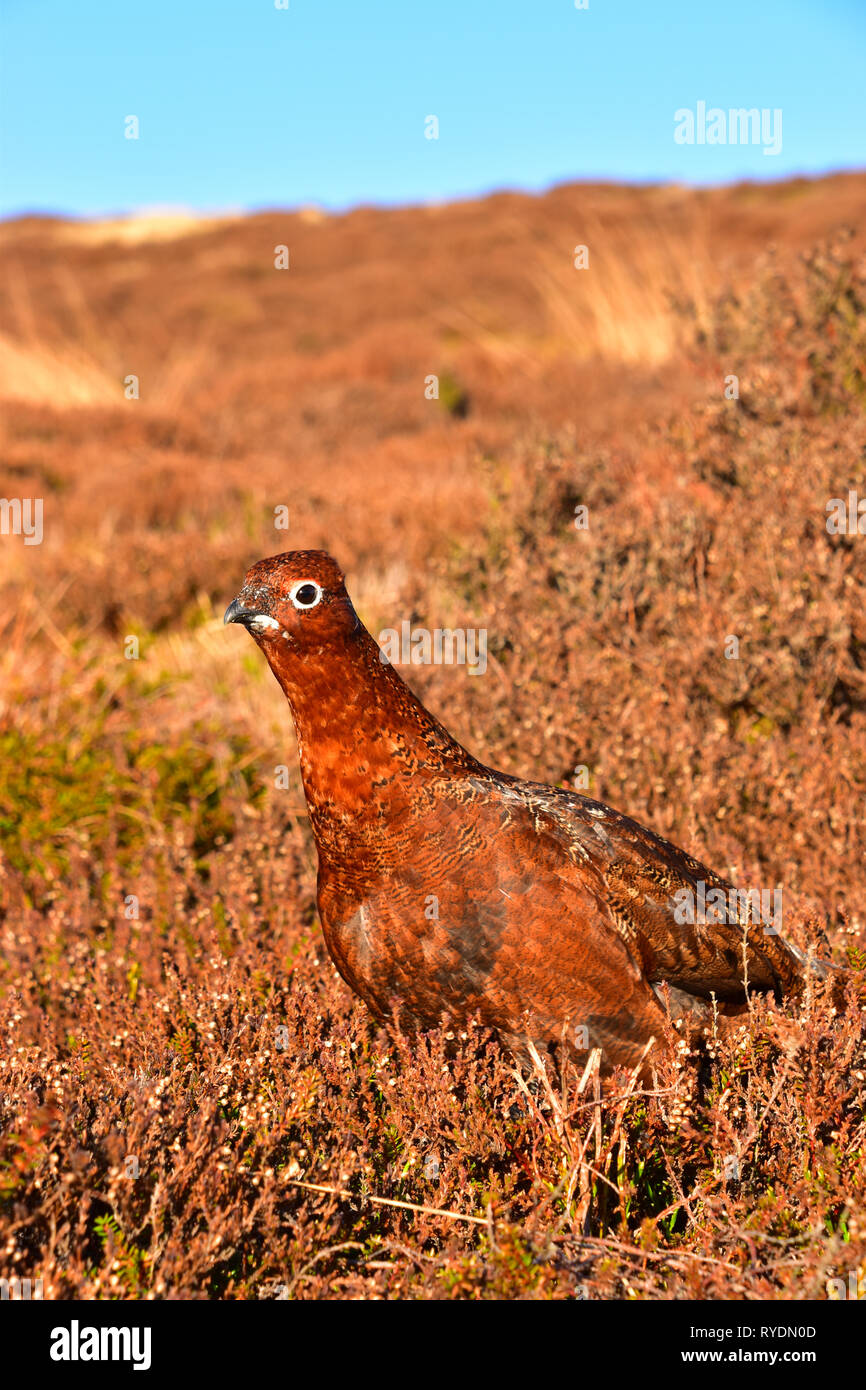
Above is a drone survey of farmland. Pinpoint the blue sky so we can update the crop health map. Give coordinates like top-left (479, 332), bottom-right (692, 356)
top-left (1, 0), bottom-right (864, 219)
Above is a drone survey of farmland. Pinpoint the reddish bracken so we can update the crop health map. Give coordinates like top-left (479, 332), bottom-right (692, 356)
top-left (225, 550), bottom-right (833, 1073)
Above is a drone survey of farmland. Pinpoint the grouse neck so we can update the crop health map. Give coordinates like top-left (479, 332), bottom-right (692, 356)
top-left (264, 620), bottom-right (482, 838)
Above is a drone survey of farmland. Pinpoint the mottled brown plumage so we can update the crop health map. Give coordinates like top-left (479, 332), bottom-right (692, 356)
top-left (225, 550), bottom-right (832, 1072)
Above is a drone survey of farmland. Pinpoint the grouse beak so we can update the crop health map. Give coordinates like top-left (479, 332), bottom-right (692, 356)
top-left (224, 595), bottom-right (281, 635)
top-left (223, 597), bottom-right (252, 627)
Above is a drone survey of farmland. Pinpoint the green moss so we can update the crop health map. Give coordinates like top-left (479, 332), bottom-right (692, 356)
top-left (437, 370), bottom-right (470, 418)
top-left (0, 708), bottom-right (264, 897)
top-left (744, 714), bottom-right (777, 744)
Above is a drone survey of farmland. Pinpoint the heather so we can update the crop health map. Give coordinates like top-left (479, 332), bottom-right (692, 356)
top-left (0, 177), bottom-right (864, 1298)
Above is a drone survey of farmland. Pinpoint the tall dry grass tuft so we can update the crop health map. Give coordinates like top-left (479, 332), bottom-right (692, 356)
top-left (525, 208), bottom-right (717, 364)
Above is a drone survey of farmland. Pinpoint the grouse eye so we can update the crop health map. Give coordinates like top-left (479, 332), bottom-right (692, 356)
top-left (290, 580), bottom-right (323, 610)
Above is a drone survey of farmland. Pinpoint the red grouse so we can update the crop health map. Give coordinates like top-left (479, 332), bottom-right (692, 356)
top-left (225, 550), bottom-right (830, 1073)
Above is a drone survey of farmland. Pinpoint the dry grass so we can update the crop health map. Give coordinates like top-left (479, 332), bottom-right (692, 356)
top-left (55, 211), bottom-right (238, 248)
top-left (0, 174), bottom-right (865, 1299)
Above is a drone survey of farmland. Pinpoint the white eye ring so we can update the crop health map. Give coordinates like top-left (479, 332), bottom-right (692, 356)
top-left (289, 580), bottom-right (323, 610)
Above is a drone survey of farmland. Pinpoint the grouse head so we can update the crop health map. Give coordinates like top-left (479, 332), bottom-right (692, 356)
top-left (224, 550), bottom-right (359, 652)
